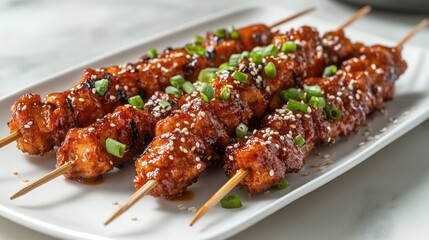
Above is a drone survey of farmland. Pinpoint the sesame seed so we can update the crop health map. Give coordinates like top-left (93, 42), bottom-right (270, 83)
top-left (195, 157), bottom-right (201, 162)
top-left (187, 206), bottom-right (197, 213)
top-left (229, 155), bottom-right (234, 160)
top-left (269, 170), bottom-right (274, 176)
top-left (180, 137), bottom-right (185, 143)
top-left (358, 142), bottom-right (365, 147)
top-left (110, 123), bottom-right (116, 127)
top-left (78, 98), bottom-right (85, 102)
top-left (196, 163), bottom-right (202, 170)
top-left (109, 96), bottom-right (116, 100)
top-left (169, 155), bottom-right (174, 160)
top-left (22, 179), bottom-right (29, 183)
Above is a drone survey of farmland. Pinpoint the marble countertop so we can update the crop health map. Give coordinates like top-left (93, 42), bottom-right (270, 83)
top-left (0, 0), bottom-right (428, 239)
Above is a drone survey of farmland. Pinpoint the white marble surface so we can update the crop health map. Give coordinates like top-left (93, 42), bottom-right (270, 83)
top-left (0, 0), bottom-right (428, 239)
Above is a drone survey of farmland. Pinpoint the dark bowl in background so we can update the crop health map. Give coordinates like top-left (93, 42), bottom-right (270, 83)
top-left (337, 0), bottom-right (429, 14)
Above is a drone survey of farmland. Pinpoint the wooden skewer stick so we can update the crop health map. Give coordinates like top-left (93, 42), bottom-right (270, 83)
top-left (269, 6), bottom-right (315, 29)
top-left (104, 180), bottom-right (157, 226)
top-left (0, 131), bottom-right (21, 148)
top-left (100, 10), bottom-right (316, 226)
top-left (337, 5), bottom-right (371, 31)
top-left (189, 169), bottom-right (248, 226)
top-left (189, 7), bottom-right (381, 227)
top-left (10, 162), bottom-right (73, 200)
top-left (396, 19), bottom-right (428, 48)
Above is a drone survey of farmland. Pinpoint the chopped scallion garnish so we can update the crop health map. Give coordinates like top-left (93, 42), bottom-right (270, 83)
top-left (287, 99), bottom-right (308, 113)
top-left (165, 86), bottom-right (181, 98)
top-left (194, 35), bottom-right (204, 44)
top-left (276, 179), bottom-right (289, 190)
top-left (230, 26), bottom-right (239, 39)
top-left (170, 75), bottom-right (186, 88)
top-left (323, 65), bottom-right (338, 77)
top-left (232, 71), bottom-right (248, 83)
top-left (106, 138), bottom-right (126, 158)
top-left (281, 41), bottom-right (297, 53)
top-left (241, 51), bottom-right (250, 59)
top-left (185, 43), bottom-right (205, 56)
top-left (220, 85), bottom-right (231, 100)
top-left (158, 100), bottom-right (170, 108)
top-left (236, 123), bottom-right (249, 137)
top-left (94, 79), bottom-right (109, 96)
top-left (220, 194), bottom-right (242, 209)
top-left (127, 95), bottom-right (144, 109)
top-left (198, 68), bottom-right (217, 83)
top-left (148, 48), bottom-right (157, 59)
top-left (214, 28), bottom-right (226, 38)
top-left (250, 52), bottom-right (263, 65)
top-left (252, 46), bottom-right (264, 54)
top-left (229, 54), bottom-right (241, 67)
top-left (264, 62), bottom-right (277, 78)
top-left (200, 83), bottom-right (214, 102)
top-left (263, 44), bottom-right (278, 57)
top-left (219, 62), bottom-right (229, 71)
top-left (304, 85), bottom-right (322, 98)
top-left (325, 106), bottom-right (342, 121)
top-left (279, 88), bottom-right (299, 102)
top-left (294, 134), bottom-right (305, 148)
top-left (181, 81), bottom-right (196, 94)
top-left (309, 96), bottom-right (326, 108)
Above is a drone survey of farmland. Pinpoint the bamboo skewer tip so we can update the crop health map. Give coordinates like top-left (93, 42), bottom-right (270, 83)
top-left (104, 180), bottom-right (158, 226)
top-left (10, 162), bottom-right (73, 200)
top-left (269, 6), bottom-right (316, 29)
top-left (396, 19), bottom-right (429, 48)
top-left (337, 5), bottom-right (372, 31)
top-left (189, 169), bottom-right (248, 226)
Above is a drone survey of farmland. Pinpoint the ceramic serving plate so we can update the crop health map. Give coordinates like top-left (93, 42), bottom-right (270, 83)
top-left (0, 4), bottom-right (428, 240)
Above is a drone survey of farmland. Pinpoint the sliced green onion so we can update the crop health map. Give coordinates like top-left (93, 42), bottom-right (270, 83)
top-left (323, 65), bottom-right (338, 77)
top-left (252, 46), bottom-right (264, 54)
top-left (229, 54), bottom-right (241, 67)
top-left (200, 83), bottom-right (214, 102)
top-left (185, 43), bottom-right (205, 56)
top-left (94, 79), bottom-right (109, 96)
top-left (309, 96), bottom-right (326, 108)
top-left (165, 86), bottom-right (181, 98)
top-left (281, 41), bottom-right (297, 53)
top-left (250, 52), bottom-right (263, 65)
top-left (214, 28), bottom-right (226, 38)
top-left (170, 75), bottom-right (186, 88)
top-left (279, 88), bottom-right (299, 102)
top-left (287, 99), bottom-right (308, 113)
top-left (276, 179), bottom-right (289, 190)
top-left (232, 71), bottom-right (248, 83)
top-left (147, 48), bottom-right (157, 59)
top-left (236, 123), bottom-right (249, 137)
top-left (264, 62), bottom-right (277, 78)
top-left (219, 62), bottom-right (229, 71)
top-left (181, 81), bottom-right (196, 94)
top-left (230, 26), bottom-right (239, 39)
top-left (325, 106), bottom-right (342, 121)
top-left (263, 44), bottom-right (278, 57)
top-left (294, 134), bottom-right (306, 148)
top-left (158, 100), bottom-right (170, 108)
top-left (241, 51), bottom-right (250, 59)
top-left (304, 85), bottom-right (322, 98)
top-left (220, 194), bottom-right (242, 209)
top-left (198, 68), bottom-right (217, 83)
top-left (194, 35), bottom-right (204, 44)
top-left (127, 95), bottom-right (144, 109)
top-left (106, 138), bottom-right (126, 158)
top-left (220, 85), bottom-right (231, 100)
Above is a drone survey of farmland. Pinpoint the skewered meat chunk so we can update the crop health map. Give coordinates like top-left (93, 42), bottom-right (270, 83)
top-left (224, 45), bottom-right (407, 194)
top-left (8, 23), bottom-right (276, 156)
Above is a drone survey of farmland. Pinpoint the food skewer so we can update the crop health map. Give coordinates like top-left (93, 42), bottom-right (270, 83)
top-left (104, 7), bottom-right (373, 225)
top-left (1, 8), bottom-right (316, 156)
top-left (9, 9), bottom-right (319, 200)
top-left (189, 19), bottom-right (428, 226)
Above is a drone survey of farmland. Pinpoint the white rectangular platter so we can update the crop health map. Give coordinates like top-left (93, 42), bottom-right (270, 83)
top-left (0, 5), bottom-right (428, 240)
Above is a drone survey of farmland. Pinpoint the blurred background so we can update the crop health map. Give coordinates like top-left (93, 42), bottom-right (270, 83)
top-left (0, 0), bottom-right (428, 239)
